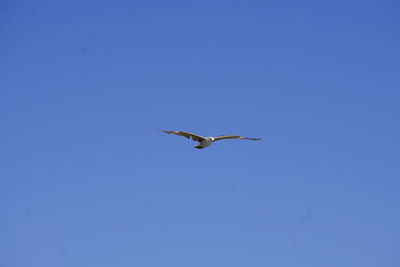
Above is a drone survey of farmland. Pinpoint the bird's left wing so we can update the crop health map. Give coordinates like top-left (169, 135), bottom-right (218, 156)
top-left (158, 129), bottom-right (205, 141)
top-left (213, 135), bottom-right (262, 141)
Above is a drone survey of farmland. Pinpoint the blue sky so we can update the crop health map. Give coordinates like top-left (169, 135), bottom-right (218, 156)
top-left (1, 0), bottom-right (399, 266)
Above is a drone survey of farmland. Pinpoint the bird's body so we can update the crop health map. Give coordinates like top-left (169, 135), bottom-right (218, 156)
top-left (158, 130), bottom-right (261, 149)
top-left (195, 137), bottom-right (214, 149)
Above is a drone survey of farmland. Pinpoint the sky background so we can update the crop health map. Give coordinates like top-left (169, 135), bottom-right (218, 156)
top-left (1, 0), bottom-right (400, 266)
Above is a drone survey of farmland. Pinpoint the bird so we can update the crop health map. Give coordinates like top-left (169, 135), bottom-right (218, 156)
top-left (158, 129), bottom-right (262, 149)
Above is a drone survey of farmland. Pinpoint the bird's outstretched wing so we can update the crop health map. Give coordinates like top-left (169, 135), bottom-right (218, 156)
top-left (213, 135), bottom-right (262, 141)
top-left (158, 129), bottom-right (205, 142)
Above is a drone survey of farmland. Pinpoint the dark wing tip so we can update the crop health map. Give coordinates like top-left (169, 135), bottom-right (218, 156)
top-left (245, 137), bottom-right (263, 140)
top-left (157, 129), bottom-right (175, 134)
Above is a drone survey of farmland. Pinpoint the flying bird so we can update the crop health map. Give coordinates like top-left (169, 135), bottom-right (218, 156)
top-left (158, 129), bottom-right (262, 149)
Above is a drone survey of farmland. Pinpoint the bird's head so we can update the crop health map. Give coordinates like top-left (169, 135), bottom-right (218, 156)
top-left (210, 137), bottom-right (215, 142)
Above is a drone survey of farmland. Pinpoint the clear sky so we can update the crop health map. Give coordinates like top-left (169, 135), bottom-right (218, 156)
top-left (1, 0), bottom-right (399, 266)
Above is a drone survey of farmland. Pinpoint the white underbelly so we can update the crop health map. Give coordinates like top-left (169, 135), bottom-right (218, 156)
top-left (199, 138), bottom-right (213, 148)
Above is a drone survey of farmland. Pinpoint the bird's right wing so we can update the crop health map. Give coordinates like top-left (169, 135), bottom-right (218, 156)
top-left (213, 135), bottom-right (262, 141)
top-left (158, 129), bottom-right (205, 141)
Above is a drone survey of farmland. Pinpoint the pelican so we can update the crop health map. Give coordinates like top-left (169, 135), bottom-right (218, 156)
top-left (158, 129), bottom-right (262, 149)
